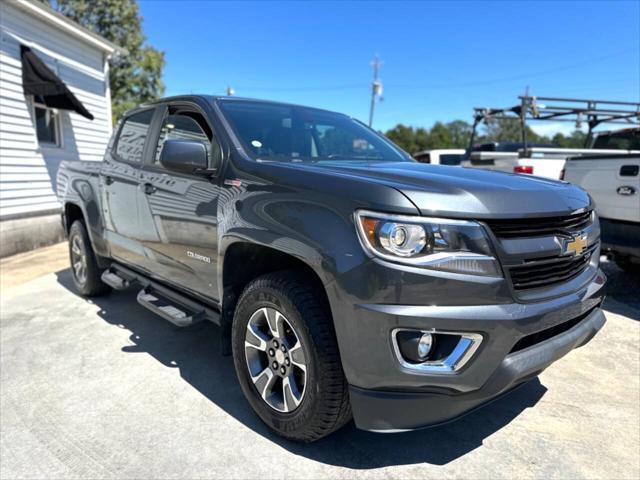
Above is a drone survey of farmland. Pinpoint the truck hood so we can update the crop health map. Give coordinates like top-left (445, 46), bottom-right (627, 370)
top-left (283, 161), bottom-right (591, 218)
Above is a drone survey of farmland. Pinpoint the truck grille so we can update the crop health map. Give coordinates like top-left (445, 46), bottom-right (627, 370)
top-left (486, 210), bottom-right (592, 238)
top-left (508, 244), bottom-right (596, 290)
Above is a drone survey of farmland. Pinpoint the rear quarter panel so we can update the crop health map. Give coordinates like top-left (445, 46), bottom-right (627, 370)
top-left (57, 160), bottom-right (109, 256)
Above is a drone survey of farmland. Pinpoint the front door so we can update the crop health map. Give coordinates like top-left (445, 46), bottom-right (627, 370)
top-left (136, 104), bottom-right (221, 300)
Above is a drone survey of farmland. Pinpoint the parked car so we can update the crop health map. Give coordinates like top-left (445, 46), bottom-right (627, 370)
top-left (564, 153), bottom-right (640, 273)
top-left (413, 149), bottom-right (466, 165)
top-left (462, 129), bottom-right (640, 179)
top-left (57, 95), bottom-right (607, 442)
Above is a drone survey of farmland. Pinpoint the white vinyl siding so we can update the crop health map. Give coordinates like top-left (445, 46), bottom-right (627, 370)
top-left (0, 1), bottom-right (113, 220)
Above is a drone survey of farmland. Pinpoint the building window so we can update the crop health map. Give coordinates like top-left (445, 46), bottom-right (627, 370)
top-left (32, 97), bottom-right (61, 147)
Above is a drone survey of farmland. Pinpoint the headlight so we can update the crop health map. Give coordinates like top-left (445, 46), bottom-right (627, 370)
top-left (355, 210), bottom-right (501, 277)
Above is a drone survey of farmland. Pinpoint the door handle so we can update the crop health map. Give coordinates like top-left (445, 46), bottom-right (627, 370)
top-left (104, 175), bottom-right (114, 185)
top-left (143, 183), bottom-right (157, 195)
top-left (620, 165), bottom-right (639, 177)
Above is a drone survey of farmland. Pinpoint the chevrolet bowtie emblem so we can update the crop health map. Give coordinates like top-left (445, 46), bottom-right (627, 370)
top-left (564, 234), bottom-right (588, 256)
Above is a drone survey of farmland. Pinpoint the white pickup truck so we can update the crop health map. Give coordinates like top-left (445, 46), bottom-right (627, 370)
top-left (564, 154), bottom-right (640, 273)
top-left (462, 128), bottom-right (640, 180)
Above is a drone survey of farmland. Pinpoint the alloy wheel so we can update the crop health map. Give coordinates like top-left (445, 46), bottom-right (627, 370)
top-left (70, 234), bottom-right (88, 285)
top-left (244, 307), bottom-right (307, 413)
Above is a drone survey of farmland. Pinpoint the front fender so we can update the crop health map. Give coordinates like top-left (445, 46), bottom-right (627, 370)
top-left (217, 193), bottom-right (368, 296)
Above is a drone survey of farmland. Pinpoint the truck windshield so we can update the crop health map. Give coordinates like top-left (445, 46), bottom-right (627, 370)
top-left (218, 100), bottom-right (410, 163)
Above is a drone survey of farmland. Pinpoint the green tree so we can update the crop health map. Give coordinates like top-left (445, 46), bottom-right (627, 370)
top-left (445, 120), bottom-right (473, 148)
top-left (482, 118), bottom-right (549, 144)
top-left (385, 124), bottom-right (421, 153)
top-left (42, 0), bottom-right (165, 122)
top-left (413, 127), bottom-right (430, 152)
top-left (426, 122), bottom-right (453, 149)
top-left (552, 130), bottom-right (588, 148)
top-left (385, 118), bottom-right (591, 154)
top-left (385, 122), bottom-right (466, 152)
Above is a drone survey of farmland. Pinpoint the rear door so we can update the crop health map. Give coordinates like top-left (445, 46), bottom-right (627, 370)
top-left (100, 107), bottom-right (158, 267)
top-left (136, 102), bottom-right (222, 299)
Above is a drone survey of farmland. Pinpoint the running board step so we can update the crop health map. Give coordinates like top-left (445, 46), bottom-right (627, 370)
top-left (136, 286), bottom-right (206, 327)
top-left (101, 269), bottom-right (135, 290)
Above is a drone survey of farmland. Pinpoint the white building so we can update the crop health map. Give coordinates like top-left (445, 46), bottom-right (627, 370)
top-left (0, 0), bottom-right (123, 257)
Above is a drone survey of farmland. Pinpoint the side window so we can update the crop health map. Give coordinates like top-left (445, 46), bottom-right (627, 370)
top-left (32, 96), bottom-right (62, 147)
top-left (155, 110), bottom-right (217, 164)
top-left (115, 109), bottom-right (155, 162)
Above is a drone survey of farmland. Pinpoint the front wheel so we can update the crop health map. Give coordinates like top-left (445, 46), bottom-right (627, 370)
top-left (68, 220), bottom-right (111, 297)
top-left (231, 271), bottom-right (351, 442)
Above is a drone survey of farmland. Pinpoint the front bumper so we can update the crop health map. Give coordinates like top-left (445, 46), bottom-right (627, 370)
top-left (332, 268), bottom-right (607, 432)
top-left (350, 305), bottom-right (605, 431)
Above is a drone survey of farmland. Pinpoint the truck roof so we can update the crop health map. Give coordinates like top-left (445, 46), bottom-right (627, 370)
top-left (143, 94), bottom-right (347, 116)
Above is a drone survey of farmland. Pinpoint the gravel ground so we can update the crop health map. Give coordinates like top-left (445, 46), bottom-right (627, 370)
top-left (0, 243), bottom-right (638, 479)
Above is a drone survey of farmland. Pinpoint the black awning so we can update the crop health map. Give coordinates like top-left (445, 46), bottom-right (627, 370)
top-left (20, 45), bottom-right (94, 120)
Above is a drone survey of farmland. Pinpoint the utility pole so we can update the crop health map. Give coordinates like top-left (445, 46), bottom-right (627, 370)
top-left (368, 55), bottom-right (383, 127)
top-left (226, 85), bottom-right (235, 96)
top-left (520, 85), bottom-right (529, 151)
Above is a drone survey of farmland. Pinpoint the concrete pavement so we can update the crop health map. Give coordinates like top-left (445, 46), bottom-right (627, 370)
top-left (1, 243), bottom-right (639, 479)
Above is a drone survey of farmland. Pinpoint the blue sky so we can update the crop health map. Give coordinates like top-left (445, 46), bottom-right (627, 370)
top-left (139, 0), bottom-right (639, 133)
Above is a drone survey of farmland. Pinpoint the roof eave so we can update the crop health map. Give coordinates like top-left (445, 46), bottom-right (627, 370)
top-left (13, 0), bottom-right (127, 56)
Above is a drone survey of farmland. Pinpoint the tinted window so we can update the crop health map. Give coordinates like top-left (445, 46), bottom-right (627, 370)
top-left (473, 143), bottom-right (497, 152)
top-left (155, 111), bottom-right (215, 163)
top-left (413, 153), bottom-right (431, 163)
top-left (116, 109), bottom-right (154, 162)
top-left (219, 100), bottom-right (409, 163)
top-left (439, 154), bottom-right (464, 165)
top-left (593, 130), bottom-right (640, 150)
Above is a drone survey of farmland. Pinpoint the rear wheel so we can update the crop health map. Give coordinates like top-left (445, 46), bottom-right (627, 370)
top-left (68, 220), bottom-right (110, 297)
top-left (231, 271), bottom-right (351, 442)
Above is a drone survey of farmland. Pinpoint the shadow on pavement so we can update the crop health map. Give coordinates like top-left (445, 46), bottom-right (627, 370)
top-left (600, 258), bottom-right (640, 321)
top-left (56, 268), bottom-right (546, 468)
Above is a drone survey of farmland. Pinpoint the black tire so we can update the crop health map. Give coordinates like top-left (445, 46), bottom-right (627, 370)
top-left (68, 220), bottom-right (111, 297)
top-left (231, 271), bottom-right (351, 442)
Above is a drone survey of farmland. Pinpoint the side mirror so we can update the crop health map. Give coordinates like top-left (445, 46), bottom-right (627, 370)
top-left (160, 139), bottom-right (209, 174)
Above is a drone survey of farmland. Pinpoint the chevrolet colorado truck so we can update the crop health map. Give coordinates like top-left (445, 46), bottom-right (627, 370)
top-left (57, 95), bottom-right (607, 442)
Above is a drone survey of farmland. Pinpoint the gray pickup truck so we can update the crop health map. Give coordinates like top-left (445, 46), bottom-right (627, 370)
top-left (57, 95), bottom-right (606, 442)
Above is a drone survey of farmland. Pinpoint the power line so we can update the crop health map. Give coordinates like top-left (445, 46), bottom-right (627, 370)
top-left (230, 47), bottom-right (638, 94)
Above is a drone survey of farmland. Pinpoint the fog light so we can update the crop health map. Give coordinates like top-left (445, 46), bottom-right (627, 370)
top-left (393, 328), bottom-right (483, 373)
top-left (396, 330), bottom-right (435, 363)
top-left (418, 333), bottom-right (433, 359)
